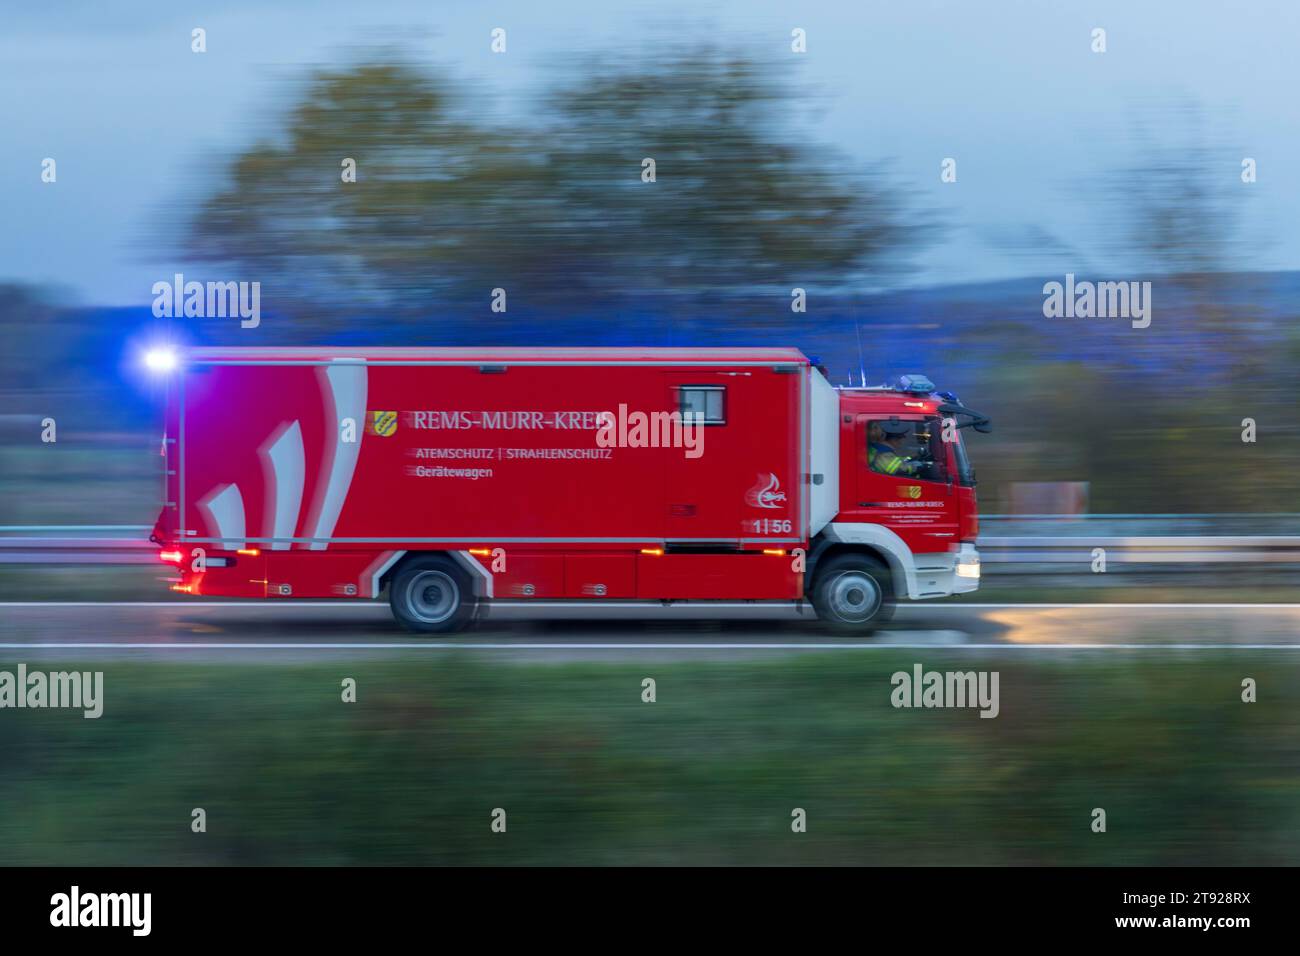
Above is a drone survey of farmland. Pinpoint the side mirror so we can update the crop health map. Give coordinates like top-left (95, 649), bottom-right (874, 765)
top-left (938, 402), bottom-right (992, 434)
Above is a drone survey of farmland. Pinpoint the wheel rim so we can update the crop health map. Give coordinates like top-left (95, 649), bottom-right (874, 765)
top-left (405, 570), bottom-right (459, 624)
top-left (826, 571), bottom-right (882, 623)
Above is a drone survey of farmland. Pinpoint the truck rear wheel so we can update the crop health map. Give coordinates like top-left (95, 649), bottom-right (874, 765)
top-left (389, 555), bottom-right (477, 634)
top-left (811, 554), bottom-right (895, 634)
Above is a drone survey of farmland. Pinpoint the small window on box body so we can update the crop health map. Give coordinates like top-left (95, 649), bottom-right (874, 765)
top-left (678, 386), bottom-right (726, 425)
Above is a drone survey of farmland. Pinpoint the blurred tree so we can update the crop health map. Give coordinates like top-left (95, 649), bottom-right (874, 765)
top-left (981, 102), bottom-right (1300, 514)
top-left (1101, 103), bottom-right (1269, 384)
top-left (185, 50), bottom-right (928, 328)
top-left (537, 53), bottom-right (922, 302)
top-left (187, 61), bottom-right (529, 323)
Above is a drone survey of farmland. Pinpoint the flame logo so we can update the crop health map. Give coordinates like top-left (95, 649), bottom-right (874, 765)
top-left (745, 473), bottom-right (787, 510)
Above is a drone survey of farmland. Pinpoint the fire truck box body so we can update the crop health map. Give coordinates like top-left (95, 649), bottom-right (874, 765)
top-left (152, 347), bottom-right (982, 630)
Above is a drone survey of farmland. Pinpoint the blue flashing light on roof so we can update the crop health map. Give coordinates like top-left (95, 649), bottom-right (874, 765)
top-left (894, 374), bottom-right (935, 394)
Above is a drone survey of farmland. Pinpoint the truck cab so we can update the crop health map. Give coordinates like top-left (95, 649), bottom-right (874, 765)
top-left (804, 373), bottom-right (986, 632)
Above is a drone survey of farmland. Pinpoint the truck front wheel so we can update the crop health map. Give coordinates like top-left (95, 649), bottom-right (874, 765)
top-left (389, 555), bottom-right (477, 634)
top-left (811, 554), bottom-right (895, 634)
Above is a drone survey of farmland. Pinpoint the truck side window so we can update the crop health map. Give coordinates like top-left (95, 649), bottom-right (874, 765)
top-left (867, 418), bottom-right (949, 483)
top-left (678, 386), bottom-right (726, 424)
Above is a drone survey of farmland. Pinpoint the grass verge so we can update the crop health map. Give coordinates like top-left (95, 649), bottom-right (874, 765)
top-left (1, 652), bottom-right (1296, 865)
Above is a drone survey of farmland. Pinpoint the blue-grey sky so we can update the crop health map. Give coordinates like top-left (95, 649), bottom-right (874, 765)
top-left (3, 0), bottom-right (1297, 305)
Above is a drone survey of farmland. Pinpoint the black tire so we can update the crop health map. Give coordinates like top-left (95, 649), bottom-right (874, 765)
top-left (811, 553), bottom-right (895, 634)
top-left (389, 554), bottom-right (477, 634)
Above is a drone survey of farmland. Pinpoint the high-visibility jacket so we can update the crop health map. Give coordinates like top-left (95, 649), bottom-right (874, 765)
top-left (869, 443), bottom-right (914, 476)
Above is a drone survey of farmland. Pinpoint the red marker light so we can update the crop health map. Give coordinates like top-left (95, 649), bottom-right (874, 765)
top-left (159, 550), bottom-right (183, 563)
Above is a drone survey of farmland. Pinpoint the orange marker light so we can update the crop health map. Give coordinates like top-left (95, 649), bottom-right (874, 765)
top-left (237, 548), bottom-right (260, 556)
top-left (159, 550), bottom-right (183, 563)
top-left (468, 548), bottom-right (492, 557)
top-left (640, 548), bottom-right (664, 556)
top-left (762, 549), bottom-right (786, 556)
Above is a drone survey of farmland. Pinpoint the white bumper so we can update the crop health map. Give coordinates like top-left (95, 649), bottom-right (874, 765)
top-left (951, 543), bottom-right (982, 594)
top-left (820, 523), bottom-right (979, 600)
top-left (910, 542), bottom-right (980, 598)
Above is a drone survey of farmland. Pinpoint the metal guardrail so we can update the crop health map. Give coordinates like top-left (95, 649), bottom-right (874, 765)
top-left (978, 539), bottom-right (1300, 571)
top-left (2, 521), bottom-right (1300, 570)
top-left (0, 535), bottom-right (154, 564)
top-left (975, 515), bottom-right (1300, 573)
top-left (981, 514), bottom-right (1300, 536)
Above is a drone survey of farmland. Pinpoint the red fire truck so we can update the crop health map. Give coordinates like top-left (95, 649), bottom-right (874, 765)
top-left (148, 347), bottom-right (988, 633)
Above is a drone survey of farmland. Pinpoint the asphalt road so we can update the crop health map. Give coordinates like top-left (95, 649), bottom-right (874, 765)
top-left (1, 601), bottom-right (1299, 660)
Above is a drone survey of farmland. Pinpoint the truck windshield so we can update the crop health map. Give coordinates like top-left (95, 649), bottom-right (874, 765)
top-left (952, 430), bottom-right (976, 487)
top-left (867, 416), bottom-right (977, 486)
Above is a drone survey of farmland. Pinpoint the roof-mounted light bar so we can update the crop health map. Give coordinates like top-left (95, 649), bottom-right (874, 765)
top-left (893, 374), bottom-right (935, 394)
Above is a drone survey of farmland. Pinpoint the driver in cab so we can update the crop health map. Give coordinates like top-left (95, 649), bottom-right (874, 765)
top-left (868, 422), bottom-right (919, 477)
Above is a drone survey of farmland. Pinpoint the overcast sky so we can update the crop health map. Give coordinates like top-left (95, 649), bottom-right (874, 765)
top-left (3, 0), bottom-right (1297, 305)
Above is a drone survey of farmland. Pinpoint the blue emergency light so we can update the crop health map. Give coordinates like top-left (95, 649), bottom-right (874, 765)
top-left (894, 374), bottom-right (935, 394)
top-left (144, 348), bottom-right (179, 373)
